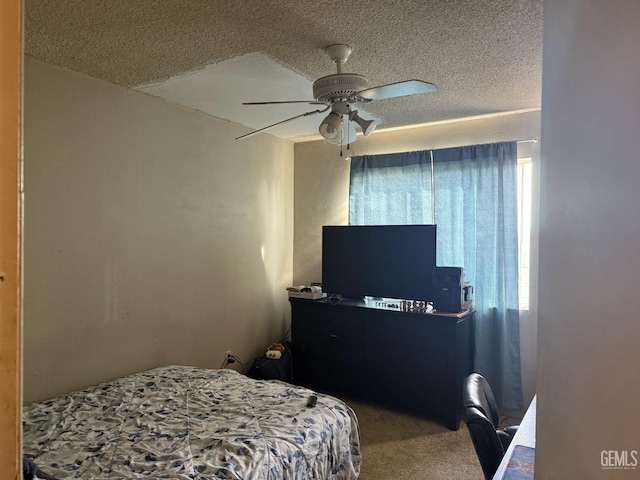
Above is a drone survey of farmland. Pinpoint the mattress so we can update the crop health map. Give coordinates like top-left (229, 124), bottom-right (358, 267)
top-left (23, 366), bottom-right (361, 479)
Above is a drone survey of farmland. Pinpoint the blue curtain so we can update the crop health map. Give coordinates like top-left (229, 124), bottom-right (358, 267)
top-left (349, 150), bottom-right (433, 225)
top-left (349, 142), bottom-right (523, 409)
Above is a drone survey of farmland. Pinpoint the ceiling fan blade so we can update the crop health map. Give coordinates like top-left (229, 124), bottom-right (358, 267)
top-left (243, 100), bottom-right (326, 105)
top-left (235, 106), bottom-right (330, 140)
top-left (356, 80), bottom-right (437, 101)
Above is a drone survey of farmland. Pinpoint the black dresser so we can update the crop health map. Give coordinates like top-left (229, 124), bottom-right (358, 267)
top-left (290, 297), bottom-right (475, 430)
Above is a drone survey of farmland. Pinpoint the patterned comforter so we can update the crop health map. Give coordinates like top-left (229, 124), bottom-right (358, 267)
top-left (23, 366), bottom-right (361, 479)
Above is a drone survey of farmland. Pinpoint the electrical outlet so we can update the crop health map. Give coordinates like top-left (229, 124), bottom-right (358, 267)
top-left (225, 349), bottom-right (236, 364)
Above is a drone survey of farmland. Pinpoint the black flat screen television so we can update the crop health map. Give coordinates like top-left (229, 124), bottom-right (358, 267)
top-left (322, 224), bottom-right (437, 300)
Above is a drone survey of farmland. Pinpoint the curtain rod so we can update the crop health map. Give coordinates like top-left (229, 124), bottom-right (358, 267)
top-left (517, 137), bottom-right (539, 144)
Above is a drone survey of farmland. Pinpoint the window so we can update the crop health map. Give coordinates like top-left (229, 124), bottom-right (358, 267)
top-left (349, 142), bottom-right (524, 407)
top-left (517, 157), bottom-right (532, 310)
top-left (350, 144), bottom-right (533, 311)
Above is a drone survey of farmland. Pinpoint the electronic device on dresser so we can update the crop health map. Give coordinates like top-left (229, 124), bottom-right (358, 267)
top-left (322, 224), bottom-right (437, 301)
top-left (432, 266), bottom-right (465, 313)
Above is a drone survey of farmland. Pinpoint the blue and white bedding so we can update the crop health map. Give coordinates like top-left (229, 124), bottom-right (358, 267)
top-left (23, 366), bottom-right (361, 479)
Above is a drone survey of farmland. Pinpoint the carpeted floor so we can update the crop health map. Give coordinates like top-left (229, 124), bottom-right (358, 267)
top-left (343, 398), bottom-right (485, 480)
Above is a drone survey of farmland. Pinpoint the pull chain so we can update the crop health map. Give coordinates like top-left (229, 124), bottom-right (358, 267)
top-left (339, 115), bottom-right (344, 157)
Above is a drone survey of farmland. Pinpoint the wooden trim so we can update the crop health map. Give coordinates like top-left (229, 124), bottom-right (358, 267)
top-left (0, 1), bottom-right (23, 479)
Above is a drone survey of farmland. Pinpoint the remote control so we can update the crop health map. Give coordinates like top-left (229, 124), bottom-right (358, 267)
top-left (306, 395), bottom-right (317, 408)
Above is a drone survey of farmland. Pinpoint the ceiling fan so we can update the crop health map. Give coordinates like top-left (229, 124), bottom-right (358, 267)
top-left (236, 44), bottom-right (437, 145)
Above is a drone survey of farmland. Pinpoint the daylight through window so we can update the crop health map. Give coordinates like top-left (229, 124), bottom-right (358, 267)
top-left (517, 157), bottom-right (532, 310)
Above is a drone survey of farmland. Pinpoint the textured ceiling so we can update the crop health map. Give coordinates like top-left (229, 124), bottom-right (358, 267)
top-left (25, 0), bottom-right (543, 141)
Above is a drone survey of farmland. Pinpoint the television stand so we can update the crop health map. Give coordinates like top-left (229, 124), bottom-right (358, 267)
top-left (289, 297), bottom-right (475, 430)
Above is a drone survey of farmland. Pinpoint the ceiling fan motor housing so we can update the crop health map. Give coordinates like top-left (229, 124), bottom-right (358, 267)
top-left (313, 73), bottom-right (369, 102)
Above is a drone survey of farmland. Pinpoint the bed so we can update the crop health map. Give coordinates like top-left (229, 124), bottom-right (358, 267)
top-left (23, 365), bottom-right (361, 479)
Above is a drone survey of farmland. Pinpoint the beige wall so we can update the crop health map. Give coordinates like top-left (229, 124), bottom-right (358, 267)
top-left (293, 109), bottom-right (541, 406)
top-left (537, 0), bottom-right (640, 478)
top-left (23, 58), bottom-right (294, 404)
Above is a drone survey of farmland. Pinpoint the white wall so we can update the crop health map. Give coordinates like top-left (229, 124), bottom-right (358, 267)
top-left (23, 58), bottom-right (294, 403)
top-left (293, 109), bottom-right (541, 407)
top-left (537, 1), bottom-right (640, 478)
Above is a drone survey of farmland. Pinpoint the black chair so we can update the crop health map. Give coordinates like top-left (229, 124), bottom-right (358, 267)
top-left (462, 373), bottom-right (518, 480)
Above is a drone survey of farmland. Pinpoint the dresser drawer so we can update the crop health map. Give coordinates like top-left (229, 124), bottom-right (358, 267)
top-left (291, 302), bottom-right (362, 338)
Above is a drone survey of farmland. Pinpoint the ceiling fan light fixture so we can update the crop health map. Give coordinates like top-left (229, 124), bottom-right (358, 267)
top-left (238, 46), bottom-right (435, 142)
top-left (319, 112), bottom-right (343, 143)
top-left (350, 111), bottom-right (377, 136)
